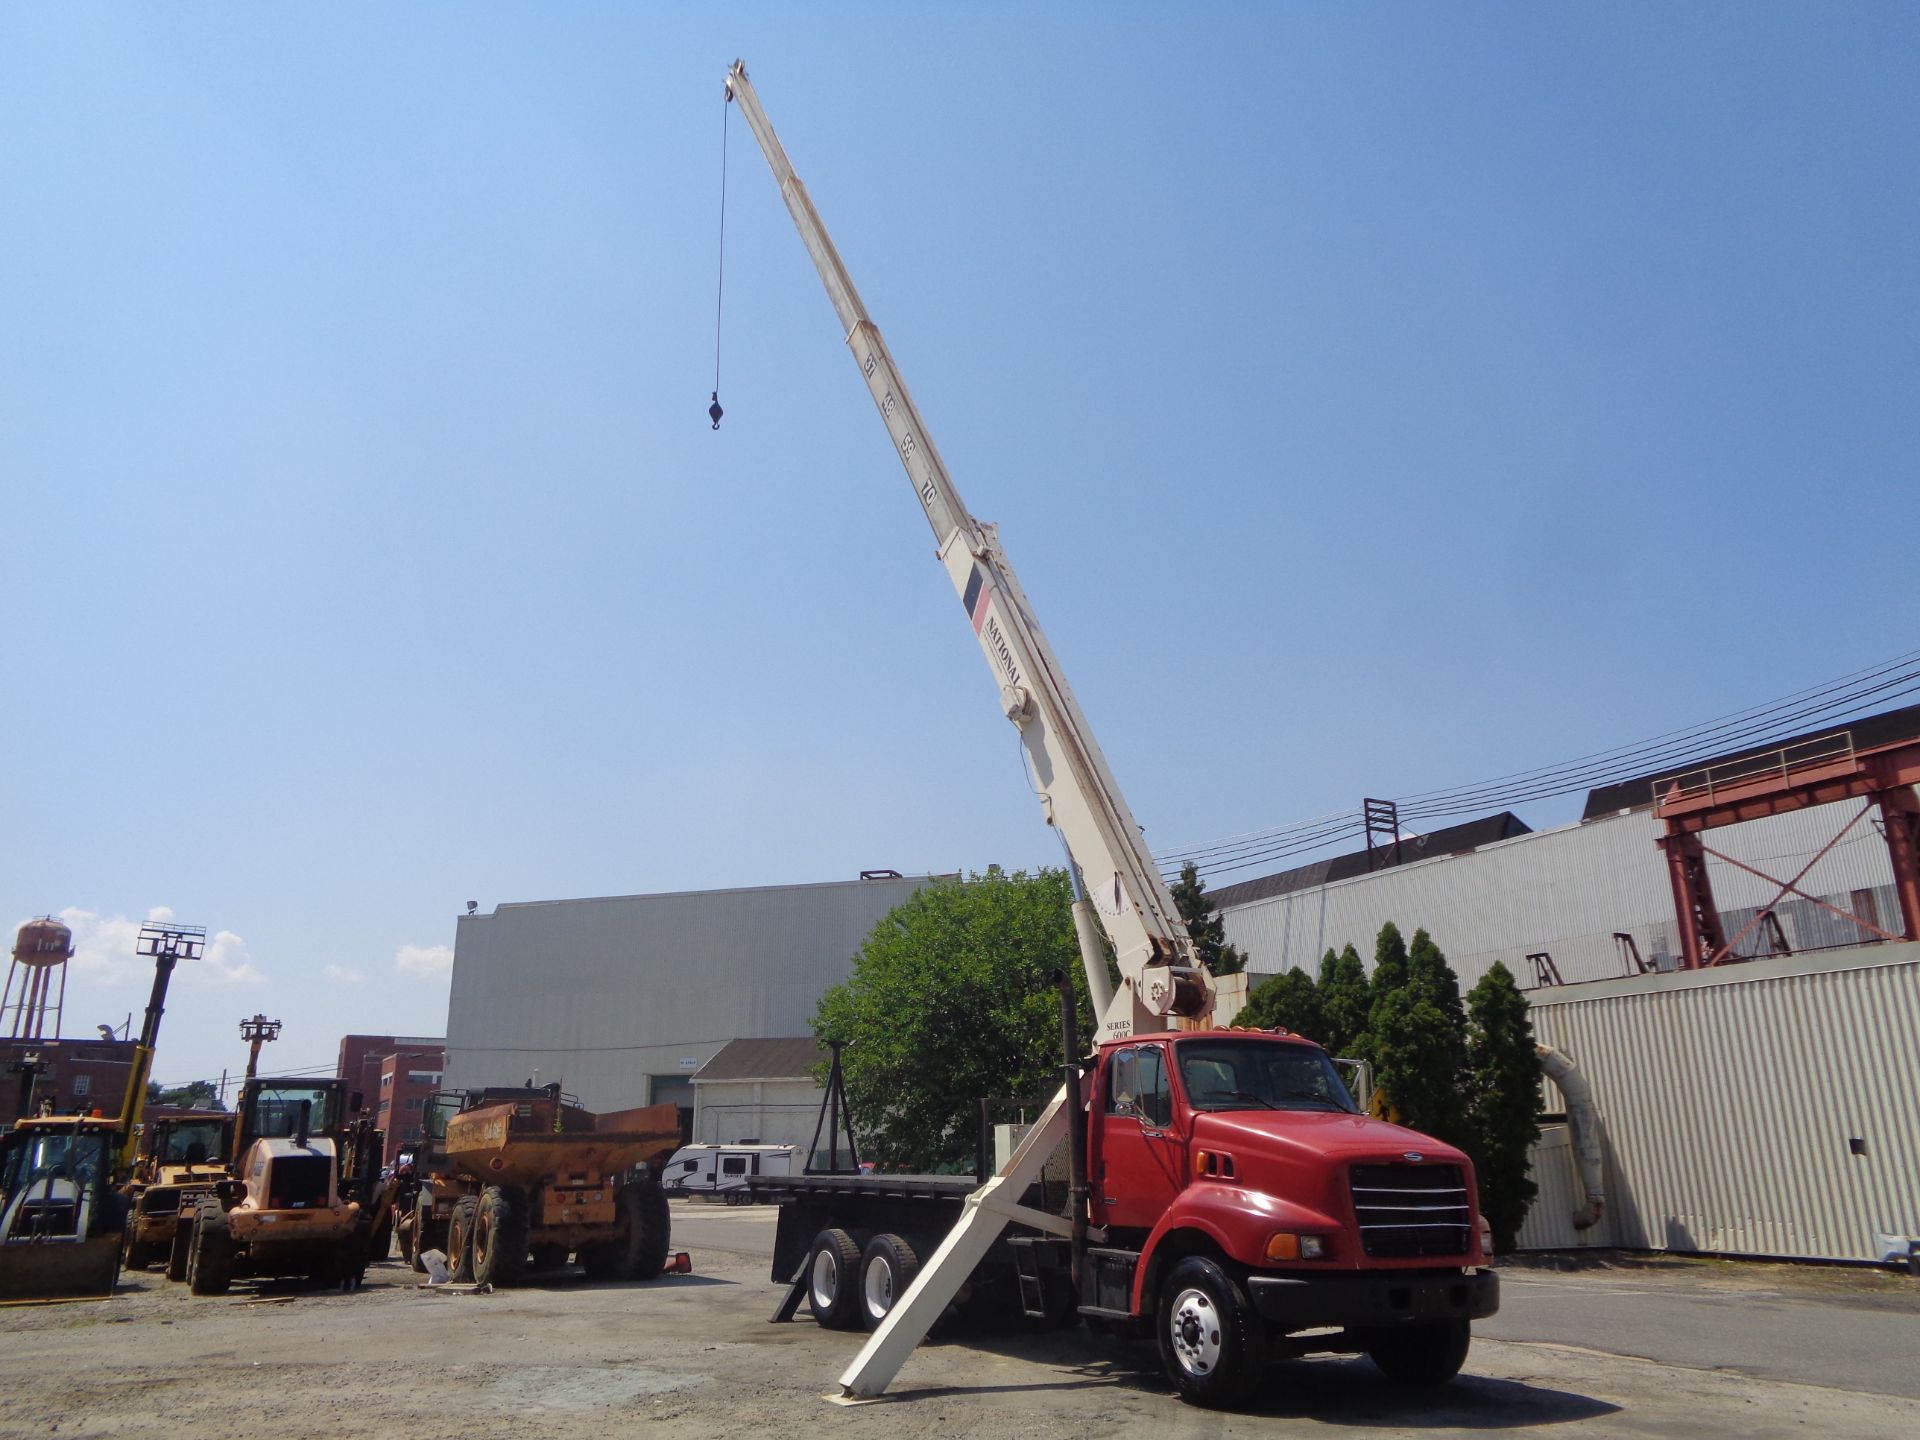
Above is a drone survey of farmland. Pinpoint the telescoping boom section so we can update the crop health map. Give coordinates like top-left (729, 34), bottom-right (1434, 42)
top-left (723, 60), bottom-right (1215, 1399)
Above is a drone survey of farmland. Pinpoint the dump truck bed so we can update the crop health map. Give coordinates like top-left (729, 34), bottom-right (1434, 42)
top-left (443, 1098), bottom-right (682, 1188)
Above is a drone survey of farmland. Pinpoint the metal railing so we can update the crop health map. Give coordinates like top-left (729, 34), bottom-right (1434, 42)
top-left (1654, 731), bottom-right (1857, 810)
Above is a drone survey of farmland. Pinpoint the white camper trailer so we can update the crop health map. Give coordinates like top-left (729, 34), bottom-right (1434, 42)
top-left (661, 1142), bottom-right (800, 1201)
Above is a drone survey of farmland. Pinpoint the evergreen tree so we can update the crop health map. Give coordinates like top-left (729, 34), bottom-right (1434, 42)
top-left (1316, 943), bottom-right (1371, 1058)
top-left (1466, 961), bottom-right (1543, 1252)
top-left (1236, 967), bottom-right (1324, 1038)
top-left (1365, 922), bottom-right (1469, 1148)
top-left (1170, 862), bottom-right (1246, 976)
top-left (1371, 921), bottom-right (1410, 993)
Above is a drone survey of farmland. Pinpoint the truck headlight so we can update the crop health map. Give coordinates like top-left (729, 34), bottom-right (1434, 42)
top-left (1264, 1232), bottom-right (1328, 1261)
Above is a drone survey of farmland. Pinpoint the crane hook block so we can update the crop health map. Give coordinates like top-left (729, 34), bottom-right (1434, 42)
top-left (708, 392), bottom-right (724, 430)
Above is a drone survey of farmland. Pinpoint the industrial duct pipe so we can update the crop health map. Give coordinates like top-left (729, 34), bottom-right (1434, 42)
top-left (1537, 1043), bottom-right (1605, 1232)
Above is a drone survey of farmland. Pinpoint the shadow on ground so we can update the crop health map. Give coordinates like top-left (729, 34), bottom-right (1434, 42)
top-left (904, 1325), bottom-right (1619, 1429)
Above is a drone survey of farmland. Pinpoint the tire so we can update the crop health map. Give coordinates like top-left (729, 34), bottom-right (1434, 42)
top-left (622, 1176), bottom-right (671, 1281)
top-left (186, 1208), bottom-right (234, 1297)
top-left (805, 1227), bottom-right (864, 1331)
top-left (404, 1192), bottom-right (429, 1273)
top-left (857, 1233), bottom-right (919, 1332)
top-left (446, 1196), bottom-right (479, 1284)
top-left (166, 1217), bottom-right (193, 1282)
top-left (471, 1186), bottom-right (529, 1287)
top-left (1156, 1256), bottom-right (1265, 1408)
top-left (123, 1218), bottom-right (159, 1271)
top-left (1366, 1318), bottom-right (1471, 1386)
top-left (368, 1208), bottom-right (394, 1264)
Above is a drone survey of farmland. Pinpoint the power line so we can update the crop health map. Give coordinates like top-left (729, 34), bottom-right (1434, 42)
top-left (1154, 647), bottom-right (1920, 885)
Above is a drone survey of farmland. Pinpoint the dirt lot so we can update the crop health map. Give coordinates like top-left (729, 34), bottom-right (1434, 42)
top-left (3, 1204), bottom-right (1916, 1440)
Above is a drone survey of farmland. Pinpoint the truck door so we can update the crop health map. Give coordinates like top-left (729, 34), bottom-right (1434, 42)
top-left (1093, 1044), bottom-right (1186, 1233)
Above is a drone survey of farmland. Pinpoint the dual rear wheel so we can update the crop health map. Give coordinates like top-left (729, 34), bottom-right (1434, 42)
top-left (805, 1228), bottom-right (920, 1332)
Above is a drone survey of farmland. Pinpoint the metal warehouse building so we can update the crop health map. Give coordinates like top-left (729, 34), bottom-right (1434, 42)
top-left (443, 874), bottom-right (938, 1136)
top-left (1210, 704), bottom-right (1920, 1264)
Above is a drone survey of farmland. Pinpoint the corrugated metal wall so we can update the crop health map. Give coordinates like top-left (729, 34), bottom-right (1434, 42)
top-left (1518, 943), bottom-right (1920, 1263)
top-left (1221, 799), bottom-right (1903, 993)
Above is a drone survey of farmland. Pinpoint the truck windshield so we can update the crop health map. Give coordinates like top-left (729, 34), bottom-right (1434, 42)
top-left (1175, 1040), bottom-right (1360, 1115)
top-left (158, 1121), bottom-right (227, 1165)
top-left (423, 1096), bottom-right (460, 1141)
top-left (250, 1084), bottom-right (340, 1137)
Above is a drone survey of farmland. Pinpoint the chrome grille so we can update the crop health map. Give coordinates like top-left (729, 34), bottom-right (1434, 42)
top-left (1349, 1163), bottom-right (1471, 1258)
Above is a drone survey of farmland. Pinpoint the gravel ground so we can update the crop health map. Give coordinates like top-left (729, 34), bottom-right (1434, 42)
top-left (2, 1205), bottom-right (1915, 1440)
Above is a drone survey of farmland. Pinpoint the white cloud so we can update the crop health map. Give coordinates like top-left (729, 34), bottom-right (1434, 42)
top-left (395, 943), bottom-right (454, 979)
top-left (322, 963), bottom-right (366, 985)
top-left (42, 908), bottom-right (264, 987)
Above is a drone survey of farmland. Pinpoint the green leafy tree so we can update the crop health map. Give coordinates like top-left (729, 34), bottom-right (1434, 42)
top-left (811, 869), bottom-right (1090, 1172)
top-left (145, 1080), bottom-right (225, 1111)
top-left (1316, 943), bottom-right (1371, 1058)
top-left (1236, 966), bottom-right (1324, 1038)
top-left (1366, 922), bottom-right (1470, 1148)
top-left (1466, 961), bottom-right (1543, 1252)
top-left (1169, 862), bottom-right (1246, 976)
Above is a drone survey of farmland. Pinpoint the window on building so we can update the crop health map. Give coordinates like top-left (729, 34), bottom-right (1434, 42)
top-left (380, 1073), bottom-right (393, 1087)
top-left (71, 1075), bottom-right (91, 1098)
top-left (405, 1097), bottom-right (423, 1111)
top-left (406, 1071), bottom-right (442, 1086)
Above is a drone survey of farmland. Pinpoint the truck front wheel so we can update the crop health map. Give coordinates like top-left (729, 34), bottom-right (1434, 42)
top-left (446, 1197), bottom-right (479, 1284)
top-left (471, 1186), bottom-right (529, 1287)
top-left (186, 1208), bottom-right (234, 1297)
top-left (1365, 1318), bottom-right (1470, 1386)
top-left (1157, 1256), bottom-right (1265, 1408)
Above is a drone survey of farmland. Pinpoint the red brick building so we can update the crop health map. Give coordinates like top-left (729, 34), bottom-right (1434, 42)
top-left (334, 1033), bottom-right (444, 1164)
top-left (2, 1037), bottom-right (139, 1129)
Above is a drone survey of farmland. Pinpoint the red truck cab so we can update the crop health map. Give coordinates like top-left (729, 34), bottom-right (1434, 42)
top-left (1077, 1028), bottom-right (1499, 1405)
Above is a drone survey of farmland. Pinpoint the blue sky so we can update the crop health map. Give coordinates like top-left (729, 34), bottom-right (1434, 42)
top-left (4, 4), bottom-right (1915, 1083)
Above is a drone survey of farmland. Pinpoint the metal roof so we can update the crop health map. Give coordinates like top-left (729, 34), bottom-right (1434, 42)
top-left (693, 1037), bottom-right (825, 1083)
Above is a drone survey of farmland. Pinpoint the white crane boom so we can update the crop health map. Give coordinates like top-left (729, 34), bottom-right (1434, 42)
top-left (724, 60), bottom-right (1211, 1044)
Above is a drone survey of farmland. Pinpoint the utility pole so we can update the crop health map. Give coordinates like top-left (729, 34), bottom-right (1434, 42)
top-left (239, 1014), bottom-right (282, 1082)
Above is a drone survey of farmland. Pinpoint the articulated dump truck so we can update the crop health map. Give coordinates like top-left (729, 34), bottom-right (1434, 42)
top-left (431, 1087), bottom-right (682, 1287)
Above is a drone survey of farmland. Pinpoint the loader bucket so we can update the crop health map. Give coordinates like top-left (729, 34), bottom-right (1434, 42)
top-left (0, 1234), bottom-right (122, 1304)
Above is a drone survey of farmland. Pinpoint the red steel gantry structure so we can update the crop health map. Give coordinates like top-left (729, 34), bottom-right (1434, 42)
top-left (1655, 730), bottom-right (1920, 968)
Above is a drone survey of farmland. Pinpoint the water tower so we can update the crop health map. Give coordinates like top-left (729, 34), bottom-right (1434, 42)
top-left (4, 917), bottom-right (75, 1040)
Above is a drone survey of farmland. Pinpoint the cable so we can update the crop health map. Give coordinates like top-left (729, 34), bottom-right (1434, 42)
top-left (708, 92), bottom-right (729, 430)
top-left (1152, 647), bottom-right (1920, 884)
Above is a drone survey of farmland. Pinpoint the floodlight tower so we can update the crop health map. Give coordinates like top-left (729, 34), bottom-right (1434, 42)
top-left (240, 1013), bottom-right (282, 1081)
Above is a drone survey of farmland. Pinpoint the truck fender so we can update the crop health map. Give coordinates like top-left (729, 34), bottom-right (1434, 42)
top-left (1131, 1183), bottom-right (1345, 1316)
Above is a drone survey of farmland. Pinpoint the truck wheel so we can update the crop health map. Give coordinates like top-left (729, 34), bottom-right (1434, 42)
top-left (186, 1208), bottom-right (234, 1297)
top-left (805, 1227), bottom-right (864, 1330)
top-left (1366, 1319), bottom-right (1471, 1386)
top-left (858, 1233), bottom-right (919, 1331)
top-left (1157, 1256), bottom-right (1265, 1408)
top-left (625, 1175), bottom-right (672, 1281)
top-left (122, 1218), bottom-right (158, 1271)
top-left (447, 1197), bottom-right (479, 1284)
top-left (471, 1186), bottom-right (529, 1287)
top-left (166, 1217), bottom-right (193, 1282)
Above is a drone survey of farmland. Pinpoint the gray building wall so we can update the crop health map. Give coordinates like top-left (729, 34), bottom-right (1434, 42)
top-left (444, 876), bottom-right (937, 1113)
top-left (1220, 798), bottom-right (1905, 992)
